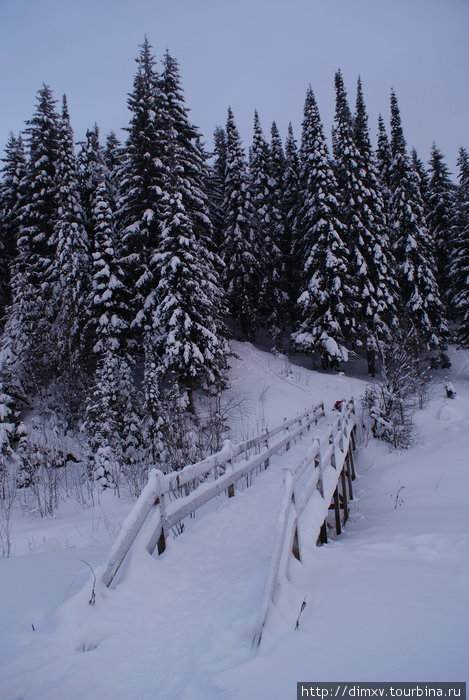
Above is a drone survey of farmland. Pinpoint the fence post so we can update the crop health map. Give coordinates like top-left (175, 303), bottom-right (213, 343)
top-left (227, 458), bottom-right (235, 498)
top-left (345, 451), bottom-right (354, 499)
top-left (157, 490), bottom-right (169, 554)
top-left (328, 424), bottom-right (336, 469)
top-left (333, 487), bottom-right (341, 535)
top-left (263, 428), bottom-right (270, 469)
top-left (340, 466), bottom-right (349, 524)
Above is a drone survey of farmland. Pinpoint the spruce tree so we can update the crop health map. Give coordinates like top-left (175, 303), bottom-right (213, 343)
top-left (207, 126), bottom-right (227, 254)
top-left (389, 90), bottom-right (447, 349)
top-left (283, 123), bottom-right (301, 306)
top-left (0, 134), bottom-right (26, 324)
top-left (116, 38), bottom-right (169, 341)
top-left (153, 182), bottom-right (229, 392)
top-left (334, 72), bottom-right (397, 372)
top-left (427, 143), bottom-right (455, 301)
top-left (85, 180), bottom-right (141, 487)
top-left (411, 148), bottom-right (430, 209)
top-left (376, 114), bottom-right (393, 212)
top-left (268, 121), bottom-right (290, 339)
top-left (450, 148), bottom-right (469, 345)
top-left (159, 50), bottom-right (218, 258)
top-left (2, 85), bottom-right (61, 390)
top-left (292, 87), bottom-right (352, 367)
top-left (104, 131), bottom-right (122, 173)
top-left (103, 131), bottom-right (122, 205)
top-left (221, 107), bottom-right (259, 340)
top-left (249, 112), bottom-right (287, 347)
top-left (52, 96), bottom-right (90, 386)
top-left (77, 125), bottom-right (109, 243)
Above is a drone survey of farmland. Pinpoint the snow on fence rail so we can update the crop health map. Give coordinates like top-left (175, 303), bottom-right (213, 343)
top-left (252, 397), bottom-right (357, 649)
top-left (100, 401), bottom-right (326, 588)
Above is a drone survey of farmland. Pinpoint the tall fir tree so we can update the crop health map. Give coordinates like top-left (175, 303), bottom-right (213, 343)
top-left (0, 134), bottom-right (26, 325)
top-left (104, 131), bottom-right (122, 173)
top-left (84, 181), bottom-right (141, 487)
top-left (283, 123), bottom-right (301, 306)
top-left (103, 131), bottom-right (123, 205)
top-left (159, 50), bottom-right (218, 258)
top-left (449, 148), bottom-right (469, 345)
top-left (427, 143), bottom-right (456, 302)
top-left (77, 125), bottom-right (109, 244)
top-left (410, 148), bottom-right (430, 209)
top-left (249, 112), bottom-right (286, 347)
top-left (2, 85), bottom-right (61, 391)
top-left (207, 126), bottom-right (227, 254)
top-left (292, 87), bottom-right (352, 367)
top-left (51, 96), bottom-right (90, 389)
top-left (221, 107), bottom-right (259, 340)
top-left (376, 114), bottom-right (393, 213)
top-left (116, 38), bottom-right (169, 343)
top-left (334, 72), bottom-right (397, 372)
top-left (267, 121), bottom-right (290, 342)
top-left (389, 90), bottom-right (447, 349)
top-left (153, 180), bottom-right (229, 393)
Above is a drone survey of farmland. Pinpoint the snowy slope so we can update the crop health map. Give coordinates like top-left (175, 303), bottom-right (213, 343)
top-left (218, 348), bottom-right (469, 697)
top-left (0, 344), bottom-right (467, 698)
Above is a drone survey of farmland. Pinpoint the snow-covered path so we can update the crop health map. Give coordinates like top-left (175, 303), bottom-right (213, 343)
top-left (217, 350), bottom-right (469, 698)
top-left (0, 424), bottom-right (327, 700)
top-left (1, 345), bottom-right (467, 699)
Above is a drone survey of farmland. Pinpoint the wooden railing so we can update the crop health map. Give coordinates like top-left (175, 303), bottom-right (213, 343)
top-left (100, 401), bottom-right (326, 588)
top-left (252, 398), bottom-right (357, 648)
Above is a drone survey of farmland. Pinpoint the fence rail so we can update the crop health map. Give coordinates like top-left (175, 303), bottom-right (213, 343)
top-left (252, 398), bottom-right (357, 648)
top-left (100, 401), bottom-right (326, 588)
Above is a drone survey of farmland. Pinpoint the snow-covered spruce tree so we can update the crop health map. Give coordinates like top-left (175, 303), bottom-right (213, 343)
top-left (427, 143), bottom-right (456, 304)
top-left (159, 50), bottom-right (221, 262)
top-left (0, 134), bottom-right (26, 326)
top-left (86, 181), bottom-right (129, 355)
top-left (152, 175), bottom-right (229, 393)
top-left (77, 125), bottom-right (109, 244)
top-left (2, 85), bottom-right (61, 392)
top-left (0, 366), bottom-right (23, 492)
top-left (249, 112), bottom-right (287, 348)
top-left (410, 148), bottom-right (430, 210)
top-left (389, 90), bottom-right (448, 350)
top-left (116, 38), bottom-right (169, 348)
top-left (104, 131), bottom-right (122, 177)
top-left (84, 180), bottom-right (142, 489)
top-left (376, 114), bottom-right (393, 215)
top-left (292, 87), bottom-right (352, 368)
top-left (450, 148), bottom-right (469, 346)
top-left (221, 107), bottom-right (260, 340)
top-left (283, 123), bottom-right (301, 307)
top-left (207, 126), bottom-right (227, 253)
top-left (154, 49), bottom-right (229, 390)
top-left (268, 121), bottom-right (290, 343)
top-left (333, 72), bottom-right (397, 373)
top-left (51, 96), bottom-right (90, 399)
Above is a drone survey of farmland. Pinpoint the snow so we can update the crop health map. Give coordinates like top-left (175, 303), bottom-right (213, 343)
top-left (0, 344), bottom-right (468, 698)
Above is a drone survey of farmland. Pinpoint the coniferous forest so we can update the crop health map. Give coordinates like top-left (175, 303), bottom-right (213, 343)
top-left (0, 39), bottom-right (468, 501)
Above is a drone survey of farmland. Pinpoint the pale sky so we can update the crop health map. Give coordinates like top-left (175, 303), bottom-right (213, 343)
top-left (1, 0), bottom-right (467, 173)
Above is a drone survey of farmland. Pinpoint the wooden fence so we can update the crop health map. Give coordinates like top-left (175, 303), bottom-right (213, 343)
top-left (100, 401), bottom-right (326, 588)
top-left (252, 398), bottom-right (357, 648)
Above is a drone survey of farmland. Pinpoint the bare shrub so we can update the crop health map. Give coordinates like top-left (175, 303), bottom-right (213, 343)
top-left (362, 327), bottom-right (431, 449)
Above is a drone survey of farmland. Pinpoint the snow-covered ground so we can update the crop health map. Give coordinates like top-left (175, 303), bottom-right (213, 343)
top-left (0, 344), bottom-right (467, 699)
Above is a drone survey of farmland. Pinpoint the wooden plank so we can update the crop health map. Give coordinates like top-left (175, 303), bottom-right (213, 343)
top-left (340, 467), bottom-right (349, 523)
top-left (333, 487), bottom-right (341, 535)
top-left (101, 469), bottom-right (162, 587)
top-left (345, 451), bottom-right (354, 499)
top-left (252, 469), bottom-right (295, 648)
